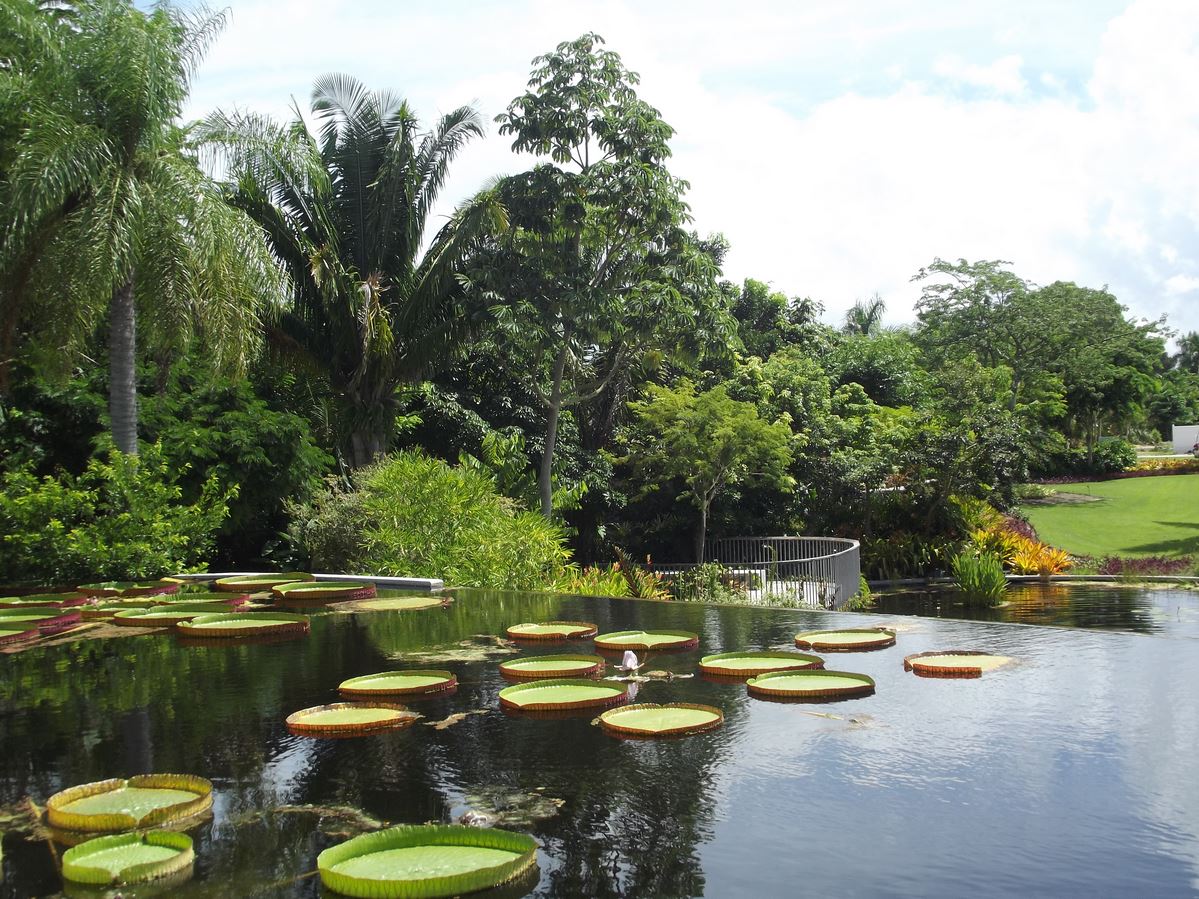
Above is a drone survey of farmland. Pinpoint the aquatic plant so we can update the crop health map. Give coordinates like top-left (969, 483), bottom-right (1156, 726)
top-left (904, 651), bottom-right (1013, 678)
top-left (952, 551), bottom-right (1008, 604)
top-left (498, 678), bottom-right (628, 712)
top-left (699, 650), bottom-right (824, 678)
top-left (174, 612), bottom-right (310, 639)
top-left (746, 670), bottom-right (876, 701)
top-left (794, 628), bottom-right (895, 651)
top-left (61, 831), bottom-right (193, 887)
top-left (286, 703), bottom-right (421, 736)
top-left (317, 824), bottom-right (538, 899)
top-left (594, 630), bottom-right (700, 651)
top-left (46, 774), bottom-right (213, 834)
top-left (338, 671), bottom-right (457, 698)
top-left (505, 621), bottom-right (597, 641)
top-left (597, 703), bottom-right (724, 739)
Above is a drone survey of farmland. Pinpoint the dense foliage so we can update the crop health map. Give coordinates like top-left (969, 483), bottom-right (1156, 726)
top-left (1, 10), bottom-right (1191, 589)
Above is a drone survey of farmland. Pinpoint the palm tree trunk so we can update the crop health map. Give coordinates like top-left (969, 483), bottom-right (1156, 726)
top-left (539, 343), bottom-right (569, 518)
top-left (109, 276), bottom-right (139, 455)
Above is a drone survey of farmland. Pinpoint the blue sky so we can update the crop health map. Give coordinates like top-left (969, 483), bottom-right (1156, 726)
top-left (183, 0), bottom-right (1199, 334)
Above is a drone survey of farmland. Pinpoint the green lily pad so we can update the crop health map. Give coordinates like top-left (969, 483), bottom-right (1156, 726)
top-left (272, 581), bottom-right (375, 600)
top-left (498, 678), bottom-right (628, 711)
top-left (46, 774), bottom-right (213, 833)
top-left (213, 572), bottom-right (313, 591)
top-left (594, 630), bottom-right (699, 651)
top-left (904, 651), bottom-right (1014, 678)
top-left (61, 831), bottom-right (194, 886)
top-left (112, 603), bottom-right (236, 627)
top-left (499, 654), bottom-right (605, 679)
top-left (505, 621), bottom-right (597, 641)
top-left (699, 650), bottom-right (824, 677)
top-left (597, 703), bottom-right (723, 738)
top-left (794, 628), bottom-right (895, 651)
top-left (286, 702), bottom-right (421, 736)
top-left (338, 596), bottom-right (450, 612)
top-left (317, 824), bottom-right (538, 899)
top-left (175, 612), bottom-right (310, 638)
top-left (339, 670), bottom-right (457, 698)
top-left (746, 669), bottom-right (876, 701)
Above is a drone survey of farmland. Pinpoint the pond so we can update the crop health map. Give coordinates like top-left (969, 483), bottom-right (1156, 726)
top-left (2, 587), bottom-right (1198, 897)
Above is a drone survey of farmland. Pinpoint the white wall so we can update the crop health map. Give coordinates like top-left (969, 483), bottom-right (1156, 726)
top-left (1172, 425), bottom-right (1199, 454)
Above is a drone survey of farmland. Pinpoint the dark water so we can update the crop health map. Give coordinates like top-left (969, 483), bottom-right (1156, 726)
top-left (2, 588), bottom-right (1199, 897)
top-left (869, 582), bottom-right (1199, 637)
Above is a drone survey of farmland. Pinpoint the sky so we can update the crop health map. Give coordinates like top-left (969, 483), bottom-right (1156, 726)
top-left (183, 0), bottom-right (1199, 333)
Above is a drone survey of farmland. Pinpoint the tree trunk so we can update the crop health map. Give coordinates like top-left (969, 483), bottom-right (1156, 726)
top-left (695, 500), bottom-right (709, 563)
top-left (109, 277), bottom-right (139, 455)
top-left (349, 424), bottom-right (388, 469)
top-left (539, 344), bottom-right (569, 518)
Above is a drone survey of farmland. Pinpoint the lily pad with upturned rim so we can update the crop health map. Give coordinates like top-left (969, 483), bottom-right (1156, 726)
top-left (46, 774), bottom-right (213, 834)
top-left (746, 669), bottom-right (876, 701)
top-left (212, 572), bottom-right (314, 592)
top-left (81, 603), bottom-right (145, 620)
top-left (505, 621), bottom-right (597, 641)
top-left (0, 592), bottom-right (89, 608)
top-left (0, 607), bottom-right (82, 635)
top-left (174, 612), bottom-right (310, 639)
top-left (61, 831), bottom-right (194, 886)
top-left (339, 670), bottom-right (458, 698)
top-left (286, 702), bottom-right (421, 736)
top-left (498, 654), bottom-right (605, 679)
top-left (794, 628), bottom-right (896, 651)
top-left (148, 590), bottom-right (249, 607)
top-left (111, 603), bottom-right (240, 627)
top-left (76, 582), bottom-right (179, 598)
top-left (336, 595), bottom-right (452, 612)
top-left (498, 678), bottom-right (628, 712)
top-left (317, 823), bottom-right (538, 899)
top-left (272, 581), bottom-right (377, 601)
top-left (904, 650), bottom-right (1014, 678)
top-left (699, 650), bottom-right (824, 678)
top-left (597, 703), bottom-right (724, 739)
top-left (594, 630), bottom-right (700, 651)
top-left (0, 626), bottom-right (40, 646)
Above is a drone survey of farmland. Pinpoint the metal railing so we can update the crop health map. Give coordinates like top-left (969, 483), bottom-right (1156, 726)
top-left (653, 536), bottom-right (861, 609)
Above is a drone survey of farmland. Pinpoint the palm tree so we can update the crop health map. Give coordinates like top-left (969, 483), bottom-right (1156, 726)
top-left (843, 293), bottom-right (887, 336)
top-left (0, 0), bottom-right (282, 453)
top-left (201, 75), bottom-right (506, 468)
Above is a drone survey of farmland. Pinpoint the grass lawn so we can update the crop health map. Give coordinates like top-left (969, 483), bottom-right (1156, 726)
top-left (1022, 474), bottom-right (1199, 558)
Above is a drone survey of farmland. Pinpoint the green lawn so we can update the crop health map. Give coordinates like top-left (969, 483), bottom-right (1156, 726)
top-left (1022, 474), bottom-right (1199, 558)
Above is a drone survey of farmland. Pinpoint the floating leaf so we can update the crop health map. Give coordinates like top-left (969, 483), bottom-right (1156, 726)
top-left (175, 612), bottom-right (310, 639)
top-left (272, 581), bottom-right (377, 601)
top-left (498, 678), bottom-right (628, 712)
top-left (594, 630), bottom-right (699, 651)
top-left (499, 654), bottom-right (605, 679)
top-left (746, 670), bottom-right (876, 702)
top-left (61, 831), bottom-right (193, 886)
top-left (287, 702), bottom-right (421, 736)
top-left (903, 651), bottom-right (1014, 678)
top-left (699, 650), bottom-right (824, 678)
top-left (505, 621), bottom-right (597, 641)
top-left (212, 572), bottom-right (314, 592)
top-left (339, 671), bottom-right (457, 698)
top-left (337, 596), bottom-right (451, 612)
top-left (597, 703), bottom-right (723, 739)
top-left (794, 628), bottom-right (895, 652)
top-left (317, 824), bottom-right (538, 899)
top-left (46, 774), bottom-right (213, 834)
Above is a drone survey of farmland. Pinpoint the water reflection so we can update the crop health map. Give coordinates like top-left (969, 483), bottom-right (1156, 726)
top-left (1, 588), bottom-right (1198, 896)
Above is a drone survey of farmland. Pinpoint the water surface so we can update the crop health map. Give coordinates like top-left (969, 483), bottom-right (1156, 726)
top-left (2, 588), bottom-right (1198, 897)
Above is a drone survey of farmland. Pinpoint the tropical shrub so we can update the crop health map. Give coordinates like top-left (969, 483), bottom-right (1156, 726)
top-left (1096, 555), bottom-right (1193, 576)
top-left (1091, 438), bottom-right (1137, 474)
top-left (862, 532), bottom-right (957, 580)
top-left (668, 563), bottom-right (748, 604)
top-left (0, 445), bottom-right (232, 585)
top-left (552, 564), bottom-right (631, 597)
top-left (951, 551), bottom-right (1007, 605)
top-left (1010, 544), bottom-right (1072, 577)
top-left (288, 450), bottom-right (572, 590)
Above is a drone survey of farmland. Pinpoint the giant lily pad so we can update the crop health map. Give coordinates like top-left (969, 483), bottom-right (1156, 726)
top-left (336, 596), bottom-right (452, 612)
top-left (286, 702), bottom-right (421, 736)
top-left (904, 651), bottom-right (1014, 678)
top-left (0, 592), bottom-right (89, 608)
top-left (339, 670), bottom-right (457, 698)
top-left (0, 607), bottom-right (81, 635)
top-left (318, 824), bottom-right (538, 899)
top-left (175, 612), bottom-right (310, 639)
top-left (46, 774), bottom-right (213, 834)
top-left (149, 590), bottom-right (248, 607)
top-left (61, 831), bottom-right (194, 886)
top-left (76, 581), bottom-right (179, 598)
top-left (213, 572), bottom-right (313, 592)
top-left (498, 678), bottom-right (628, 712)
top-left (81, 603), bottom-right (145, 621)
top-left (597, 703), bottom-right (723, 739)
top-left (111, 603), bottom-right (239, 627)
top-left (699, 650), bottom-right (824, 678)
top-left (594, 630), bottom-right (699, 651)
top-left (794, 628), bottom-right (895, 652)
top-left (499, 654), bottom-right (605, 679)
top-left (746, 670), bottom-right (876, 701)
top-left (505, 621), bottom-right (597, 641)
top-left (272, 581), bottom-right (376, 601)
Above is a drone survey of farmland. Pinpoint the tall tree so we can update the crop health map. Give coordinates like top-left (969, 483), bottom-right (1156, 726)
top-left (843, 293), bottom-right (886, 336)
top-left (488, 33), bottom-right (733, 517)
top-left (202, 75), bottom-right (505, 467)
top-left (0, 0), bottom-right (282, 453)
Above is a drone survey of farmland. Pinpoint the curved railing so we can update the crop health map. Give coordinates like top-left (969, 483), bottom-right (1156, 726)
top-left (658, 536), bottom-right (861, 609)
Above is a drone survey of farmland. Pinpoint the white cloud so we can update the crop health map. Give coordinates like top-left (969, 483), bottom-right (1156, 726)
top-left (184, 0), bottom-right (1199, 332)
top-left (1166, 275), bottom-right (1199, 296)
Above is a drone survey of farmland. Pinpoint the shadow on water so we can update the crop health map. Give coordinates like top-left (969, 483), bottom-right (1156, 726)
top-left (2, 586), bottom-right (1199, 896)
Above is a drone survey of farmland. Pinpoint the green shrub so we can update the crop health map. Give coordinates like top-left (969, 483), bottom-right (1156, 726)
top-left (552, 564), bottom-right (631, 597)
top-left (0, 444), bottom-right (232, 585)
top-left (1091, 438), bottom-right (1137, 474)
top-left (288, 450), bottom-right (572, 590)
top-left (669, 563), bottom-right (748, 604)
top-left (951, 551), bottom-right (1007, 605)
